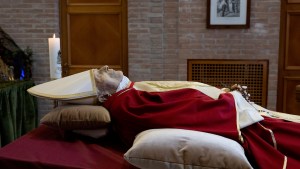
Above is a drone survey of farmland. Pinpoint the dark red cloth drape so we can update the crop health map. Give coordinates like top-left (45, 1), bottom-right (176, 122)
top-left (104, 86), bottom-right (300, 169)
top-left (0, 125), bottom-right (137, 169)
top-left (242, 117), bottom-right (300, 169)
top-left (104, 87), bottom-right (240, 147)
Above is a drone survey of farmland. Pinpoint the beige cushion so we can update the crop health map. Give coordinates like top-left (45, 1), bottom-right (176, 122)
top-left (124, 128), bottom-right (253, 169)
top-left (40, 105), bottom-right (111, 130)
top-left (72, 128), bottom-right (109, 138)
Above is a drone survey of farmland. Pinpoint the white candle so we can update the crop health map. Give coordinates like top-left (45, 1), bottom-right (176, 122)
top-left (48, 34), bottom-right (61, 79)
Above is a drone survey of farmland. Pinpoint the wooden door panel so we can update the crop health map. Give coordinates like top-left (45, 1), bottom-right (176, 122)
top-left (277, 1), bottom-right (300, 114)
top-left (68, 0), bottom-right (121, 4)
top-left (69, 14), bottom-right (121, 65)
top-left (283, 77), bottom-right (300, 115)
top-left (60, 0), bottom-right (127, 76)
top-left (288, 0), bottom-right (300, 3)
top-left (286, 12), bottom-right (300, 69)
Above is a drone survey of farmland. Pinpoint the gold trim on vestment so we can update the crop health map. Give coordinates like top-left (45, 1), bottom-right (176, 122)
top-left (258, 123), bottom-right (277, 149)
top-left (283, 156), bottom-right (287, 169)
top-left (230, 92), bottom-right (244, 143)
top-left (90, 69), bottom-right (97, 94)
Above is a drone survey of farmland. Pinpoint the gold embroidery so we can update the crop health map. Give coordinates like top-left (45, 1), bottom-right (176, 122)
top-left (90, 69), bottom-right (97, 93)
top-left (230, 92), bottom-right (244, 143)
top-left (144, 81), bottom-right (211, 90)
top-left (117, 88), bottom-right (132, 97)
top-left (258, 123), bottom-right (277, 149)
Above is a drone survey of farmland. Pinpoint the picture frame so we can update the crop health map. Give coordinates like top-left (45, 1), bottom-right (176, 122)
top-left (207, 0), bottom-right (251, 29)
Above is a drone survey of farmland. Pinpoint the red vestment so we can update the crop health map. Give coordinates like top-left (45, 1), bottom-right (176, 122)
top-left (103, 85), bottom-right (300, 169)
top-left (242, 117), bottom-right (300, 169)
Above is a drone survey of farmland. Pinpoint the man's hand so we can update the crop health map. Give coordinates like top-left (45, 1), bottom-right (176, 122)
top-left (230, 84), bottom-right (250, 102)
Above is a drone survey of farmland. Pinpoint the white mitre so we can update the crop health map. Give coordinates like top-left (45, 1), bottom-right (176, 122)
top-left (27, 70), bottom-right (98, 104)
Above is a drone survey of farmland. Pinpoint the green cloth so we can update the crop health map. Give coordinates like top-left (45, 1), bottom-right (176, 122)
top-left (0, 80), bottom-right (37, 147)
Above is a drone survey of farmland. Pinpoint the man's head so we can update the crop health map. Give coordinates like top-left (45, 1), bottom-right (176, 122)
top-left (93, 65), bottom-right (123, 102)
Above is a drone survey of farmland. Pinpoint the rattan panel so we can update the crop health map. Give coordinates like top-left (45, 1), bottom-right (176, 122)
top-left (187, 60), bottom-right (268, 106)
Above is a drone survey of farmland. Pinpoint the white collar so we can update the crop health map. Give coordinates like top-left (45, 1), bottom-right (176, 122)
top-left (116, 76), bottom-right (130, 92)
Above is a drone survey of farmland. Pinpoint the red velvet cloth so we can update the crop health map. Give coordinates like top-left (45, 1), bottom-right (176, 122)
top-left (104, 86), bottom-right (300, 169)
top-left (0, 125), bottom-right (137, 169)
top-left (242, 116), bottom-right (300, 169)
top-left (103, 87), bottom-right (240, 146)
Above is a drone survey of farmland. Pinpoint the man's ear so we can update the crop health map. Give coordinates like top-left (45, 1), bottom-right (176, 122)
top-left (97, 93), bottom-right (111, 103)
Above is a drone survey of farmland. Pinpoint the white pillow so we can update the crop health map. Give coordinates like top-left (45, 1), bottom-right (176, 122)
top-left (124, 129), bottom-right (253, 169)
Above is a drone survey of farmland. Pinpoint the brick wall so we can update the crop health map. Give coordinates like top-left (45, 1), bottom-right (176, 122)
top-left (128, 0), bottom-right (280, 110)
top-left (0, 0), bottom-right (60, 118)
top-left (0, 0), bottom-right (281, 118)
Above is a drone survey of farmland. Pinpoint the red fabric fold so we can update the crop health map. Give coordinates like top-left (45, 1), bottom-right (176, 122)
top-left (0, 125), bottom-right (137, 169)
top-left (242, 117), bottom-right (300, 169)
top-left (104, 87), bottom-right (300, 169)
top-left (104, 88), bottom-right (240, 146)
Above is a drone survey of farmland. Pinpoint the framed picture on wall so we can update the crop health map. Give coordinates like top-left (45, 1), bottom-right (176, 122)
top-left (207, 0), bottom-right (251, 29)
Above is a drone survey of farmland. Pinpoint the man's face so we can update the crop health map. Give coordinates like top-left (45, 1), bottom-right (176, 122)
top-left (93, 65), bottom-right (124, 93)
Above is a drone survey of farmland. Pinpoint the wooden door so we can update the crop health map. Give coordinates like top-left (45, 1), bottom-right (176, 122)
top-left (60, 0), bottom-right (128, 76)
top-left (277, 0), bottom-right (300, 115)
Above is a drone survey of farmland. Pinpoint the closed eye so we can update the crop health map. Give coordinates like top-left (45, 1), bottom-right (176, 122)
top-left (99, 65), bottom-right (109, 72)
